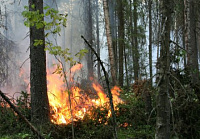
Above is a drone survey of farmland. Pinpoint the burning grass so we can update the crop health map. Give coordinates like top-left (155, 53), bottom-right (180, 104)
top-left (47, 63), bottom-right (123, 125)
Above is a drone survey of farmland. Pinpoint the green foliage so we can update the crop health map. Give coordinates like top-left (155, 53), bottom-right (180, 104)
top-left (0, 133), bottom-right (32, 139)
top-left (0, 91), bottom-right (32, 138)
top-left (171, 87), bottom-right (200, 138)
top-left (116, 89), bottom-right (155, 138)
top-left (22, 4), bottom-right (87, 66)
top-left (34, 39), bottom-right (44, 46)
top-left (4, 86), bottom-right (200, 138)
top-left (22, 4), bottom-right (67, 48)
top-left (21, 5), bottom-right (45, 29)
top-left (22, 5), bottom-right (67, 32)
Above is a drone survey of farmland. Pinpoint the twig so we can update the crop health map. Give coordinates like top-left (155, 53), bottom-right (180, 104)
top-left (169, 40), bottom-right (187, 51)
top-left (0, 90), bottom-right (44, 139)
top-left (81, 35), bottom-right (118, 139)
top-left (20, 57), bottom-right (30, 68)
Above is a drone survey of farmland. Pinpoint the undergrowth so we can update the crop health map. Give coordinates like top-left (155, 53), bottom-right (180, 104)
top-left (1, 85), bottom-right (200, 138)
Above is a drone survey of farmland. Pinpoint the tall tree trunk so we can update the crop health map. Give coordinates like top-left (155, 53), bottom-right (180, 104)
top-left (87, 0), bottom-right (94, 79)
top-left (184, 0), bottom-right (189, 67)
top-left (128, 0), bottom-right (134, 81)
top-left (124, 47), bottom-right (129, 87)
top-left (182, 0), bottom-right (187, 69)
top-left (149, 0), bottom-right (153, 86)
top-left (108, 1), bottom-right (118, 78)
top-left (117, 0), bottom-right (124, 87)
top-left (103, 0), bottom-right (117, 86)
top-left (145, 0), bottom-right (153, 116)
top-left (29, 0), bottom-right (49, 124)
top-left (133, 0), bottom-right (139, 81)
top-left (155, 0), bottom-right (172, 138)
top-left (186, 0), bottom-right (199, 92)
top-left (96, 0), bottom-right (101, 80)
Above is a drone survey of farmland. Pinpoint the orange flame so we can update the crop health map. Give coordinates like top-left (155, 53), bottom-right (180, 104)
top-left (47, 64), bottom-right (123, 125)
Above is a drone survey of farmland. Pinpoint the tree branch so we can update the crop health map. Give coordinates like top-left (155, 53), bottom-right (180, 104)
top-left (0, 90), bottom-right (44, 139)
top-left (81, 35), bottom-right (118, 139)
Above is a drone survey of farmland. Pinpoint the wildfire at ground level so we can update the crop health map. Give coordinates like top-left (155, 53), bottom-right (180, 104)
top-left (47, 64), bottom-right (123, 125)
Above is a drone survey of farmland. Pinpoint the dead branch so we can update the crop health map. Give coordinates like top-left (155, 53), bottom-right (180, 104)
top-left (0, 90), bottom-right (44, 139)
top-left (81, 35), bottom-right (118, 138)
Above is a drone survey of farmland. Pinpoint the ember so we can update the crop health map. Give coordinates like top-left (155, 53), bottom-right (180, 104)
top-left (47, 64), bottom-right (123, 125)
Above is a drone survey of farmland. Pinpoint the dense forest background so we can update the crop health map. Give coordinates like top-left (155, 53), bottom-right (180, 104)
top-left (0, 0), bottom-right (200, 138)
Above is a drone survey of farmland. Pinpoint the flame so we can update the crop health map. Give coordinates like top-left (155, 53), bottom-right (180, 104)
top-left (47, 64), bottom-right (123, 125)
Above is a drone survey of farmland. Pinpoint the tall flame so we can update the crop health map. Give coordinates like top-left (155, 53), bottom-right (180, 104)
top-left (47, 64), bottom-right (123, 125)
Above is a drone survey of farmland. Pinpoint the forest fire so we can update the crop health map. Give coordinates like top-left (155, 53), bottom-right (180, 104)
top-left (47, 64), bottom-right (123, 125)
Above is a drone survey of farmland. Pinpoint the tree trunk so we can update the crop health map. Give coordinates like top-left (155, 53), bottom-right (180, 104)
top-left (86, 0), bottom-right (94, 79)
top-left (108, 1), bottom-right (118, 79)
top-left (155, 0), bottom-right (172, 138)
top-left (149, 0), bottom-right (153, 86)
top-left (103, 0), bottom-right (117, 86)
top-left (145, 0), bottom-right (153, 116)
top-left (187, 0), bottom-right (199, 90)
top-left (29, 0), bottom-right (49, 124)
top-left (133, 0), bottom-right (139, 81)
top-left (117, 0), bottom-right (124, 87)
top-left (96, 0), bottom-right (101, 80)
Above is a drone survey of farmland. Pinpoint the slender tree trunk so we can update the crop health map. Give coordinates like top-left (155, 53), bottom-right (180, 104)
top-left (108, 1), bottom-right (118, 77)
top-left (87, 0), bottom-right (94, 79)
top-left (184, 0), bottom-right (189, 67)
top-left (133, 0), bottom-right (139, 81)
top-left (149, 0), bottom-right (153, 86)
top-left (29, 0), bottom-right (49, 124)
top-left (124, 46), bottom-right (129, 87)
top-left (186, 0), bottom-right (199, 90)
top-left (96, 0), bottom-right (101, 80)
top-left (182, 0), bottom-right (187, 69)
top-left (145, 0), bottom-right (153, 116)
top-left (129, 0), bottom-right (134, 80)
top-left (103, 0), bottom-right (117, 86)
top-left (155, 0), bottom-right (172, 138)
top-left (117, 0), bottom-right (124, 87)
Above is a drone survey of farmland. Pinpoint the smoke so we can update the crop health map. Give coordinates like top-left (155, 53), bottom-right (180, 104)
top-left (0, 0), bottom-right (89, 96)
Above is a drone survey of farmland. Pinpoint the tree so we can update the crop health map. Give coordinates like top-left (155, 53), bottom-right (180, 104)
top-left (29, 0), bottom-right (49, 124)
top-left (85, 0), bottom-right (94, 79)
top-left (133, 0), bottom-right (139, 81)
top-left (117, 0), bottom-right (125, 87)
top-left (95, 0), bottom-right (101, 80)
top-left (185, 0), bottom-right (200, 98)
top-left (155, 0), bottom-right (172, 138)
top-left (149, 0), bottom-right (153, 86)
top-left (103, 0), bottom-right (117, 86)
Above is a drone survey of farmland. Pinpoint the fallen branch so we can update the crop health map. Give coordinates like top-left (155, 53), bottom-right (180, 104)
top-left (81, 35), bottom-right (118, 139)
top-left (0, 90), bottom-right (44, 139)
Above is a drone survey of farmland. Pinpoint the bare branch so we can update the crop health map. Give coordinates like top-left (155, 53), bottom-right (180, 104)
top-left (0, 90), bottom-right (44, 139)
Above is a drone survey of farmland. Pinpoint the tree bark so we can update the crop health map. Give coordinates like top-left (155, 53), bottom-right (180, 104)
top-left (86, 0), bottom-right (94, 79)
top-left (155, 0), bottom-right (172, 138)
top-left (29, 0), bottom-right (49, 124)
top-left (96, 0), bottom-right (101, 80)
top-left (149, 0), bottom-right (153, 86)
top-left (117, 0), bottom-right (124, 87)
top-left (145, 0), bottom-right (153, 116)
top-left (133, 0), bottom-right (139, 81)
top-left (187, 0), bottom-right (199, 89)
top-left (108, 1), bottom-right (118, 78)
top-left (103, 0), bottom-right (117, 86)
